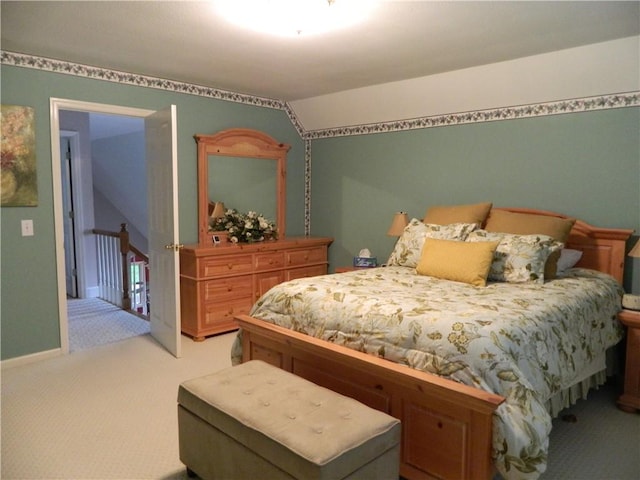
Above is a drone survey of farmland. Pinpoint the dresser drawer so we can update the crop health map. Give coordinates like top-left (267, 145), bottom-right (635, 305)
top-left (203, 297), bottom-right (253, 327)
top-left (200, 254), bottom-right (254, 277)
top-left (286, 264), bottom-right (327, 281)
top-left (255, 270), bottom-right (285, 299)
top-left (202, 276), bottom-right (253, 302)
top-left (254, 252), bottom-right (285, 271)
top-left (286, 247), bottom-right (327, 267)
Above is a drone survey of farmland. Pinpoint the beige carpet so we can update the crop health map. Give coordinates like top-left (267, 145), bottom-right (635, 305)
top-left (542, 380), bottom-right (640, 479)
top-left (2, 330), bottom-right (639, 479)
top-left (2, 332), bottom-right (236, 480)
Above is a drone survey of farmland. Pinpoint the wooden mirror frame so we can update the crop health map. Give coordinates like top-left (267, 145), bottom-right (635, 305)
top-left (195, 128), bottom-right (290, 245)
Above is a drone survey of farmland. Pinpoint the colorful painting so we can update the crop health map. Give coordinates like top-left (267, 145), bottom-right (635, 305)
top-left (1, 105), bottom-right (38, 206)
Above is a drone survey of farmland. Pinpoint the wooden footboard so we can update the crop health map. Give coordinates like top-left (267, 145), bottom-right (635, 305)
top-left (236, 314), bottom-right (504, 480)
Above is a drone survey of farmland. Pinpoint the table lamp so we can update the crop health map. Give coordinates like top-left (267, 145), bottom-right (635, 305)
top-left (387, 212), bottom-right (409, 236)
top-left (210, 201), bottom-right (226, 219)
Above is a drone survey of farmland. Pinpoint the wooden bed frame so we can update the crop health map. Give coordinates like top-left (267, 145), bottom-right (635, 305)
top-left (236, 209), bottom-right (633, 480)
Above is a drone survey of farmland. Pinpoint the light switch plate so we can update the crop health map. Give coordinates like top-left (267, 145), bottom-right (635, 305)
top-left (21, 219), bottom-right (34, 236)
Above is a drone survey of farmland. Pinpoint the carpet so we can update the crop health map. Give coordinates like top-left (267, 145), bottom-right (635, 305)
top-left (67, 297), bottom-right (150, 352)
top-left (3, 320), bottom-right (638, 480)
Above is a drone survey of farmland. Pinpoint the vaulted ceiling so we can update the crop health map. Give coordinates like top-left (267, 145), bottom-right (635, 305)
top-left (2, 1), bottom-right (639, 102)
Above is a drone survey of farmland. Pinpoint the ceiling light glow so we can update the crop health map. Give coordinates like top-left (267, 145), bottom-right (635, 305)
top-left (214, 0), bottom-right (376, 37)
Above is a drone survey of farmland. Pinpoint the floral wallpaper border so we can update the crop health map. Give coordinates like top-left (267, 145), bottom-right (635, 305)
top-left (2, 50), bottom-right (638, 235)
top-left (304, 139), bottom-right (312, 235)
top-left (0, 50), bottom-right (286, 111)
top-left (3, 51), bottom-right (638, 141)
top-left (302, 92), bottom-right (640, 139)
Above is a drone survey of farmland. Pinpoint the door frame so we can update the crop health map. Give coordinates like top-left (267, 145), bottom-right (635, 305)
top-left (50, 98), bottom-right (154, 354)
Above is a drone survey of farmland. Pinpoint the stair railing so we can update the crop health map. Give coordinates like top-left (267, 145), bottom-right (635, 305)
top-left (92, 223), bottom-right (149, 318)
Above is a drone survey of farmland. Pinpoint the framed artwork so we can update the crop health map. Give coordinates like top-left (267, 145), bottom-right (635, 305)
top-left (1, 104), bottom-right (38, 206)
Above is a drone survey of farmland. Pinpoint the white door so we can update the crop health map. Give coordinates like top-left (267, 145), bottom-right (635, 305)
top-left (145, 105), bottom-right (181, 358)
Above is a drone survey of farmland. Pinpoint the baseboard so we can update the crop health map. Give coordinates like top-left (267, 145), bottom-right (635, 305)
top-left (86, 286), bottom-right (100, 298)
top-left (1, 348), bottom-right (62, 370)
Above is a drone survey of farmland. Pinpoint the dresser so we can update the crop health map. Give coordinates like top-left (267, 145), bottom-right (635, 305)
top-left (180, 237), bottom-right (333, 341)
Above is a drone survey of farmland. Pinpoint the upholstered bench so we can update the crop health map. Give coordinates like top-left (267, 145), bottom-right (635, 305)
top-left (177, 360), bottom-right (401, 480)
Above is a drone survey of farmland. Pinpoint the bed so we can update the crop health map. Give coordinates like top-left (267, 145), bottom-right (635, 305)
top-left (231, 208), bottom-right (633, 480)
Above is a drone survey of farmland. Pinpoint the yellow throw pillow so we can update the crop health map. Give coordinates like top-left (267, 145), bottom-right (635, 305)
top-left (416, 238), bottom-right (499, 287)
top-left (423, 202), bottom-right (492, 226)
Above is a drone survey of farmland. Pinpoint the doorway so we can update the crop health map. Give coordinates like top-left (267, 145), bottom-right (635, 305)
top-left (50, 99), bottom-right (181, 357)
top-left (59, 112), bottom-right (147, 302)
top-left (59, 113), bottom-right (150, 352)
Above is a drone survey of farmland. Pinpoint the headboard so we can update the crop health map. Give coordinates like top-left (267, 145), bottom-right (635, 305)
top-left (496, 208), bottom-right (633, 284)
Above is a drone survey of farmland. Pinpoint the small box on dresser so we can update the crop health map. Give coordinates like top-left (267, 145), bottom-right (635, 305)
top-left (180, 237), bottom-right (332, 341)
top-left (617, 309), bottom-right (640, 413)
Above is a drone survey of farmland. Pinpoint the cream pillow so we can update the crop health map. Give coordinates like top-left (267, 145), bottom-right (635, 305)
top-left (484, 209), bottom-right (575, 279)
top-left (423, 202), bottom-right (492, 226)
top-left (467, 230), bottom-right (560, 284)
top-left (387, 219), bottom-right (478, 267)
top-left (416, 238), bottom-right (499, 287)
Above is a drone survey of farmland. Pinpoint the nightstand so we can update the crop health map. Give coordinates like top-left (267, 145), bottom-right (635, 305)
top-left (617, 309), bottom-right (640, 413)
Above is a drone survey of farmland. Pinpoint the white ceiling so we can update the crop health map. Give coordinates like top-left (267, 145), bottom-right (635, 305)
top-left (1, 1), bottom-right (639, 102)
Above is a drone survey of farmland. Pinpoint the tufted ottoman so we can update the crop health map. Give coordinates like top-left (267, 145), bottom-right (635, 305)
top-left (177, 360), bottom-right (401, 480)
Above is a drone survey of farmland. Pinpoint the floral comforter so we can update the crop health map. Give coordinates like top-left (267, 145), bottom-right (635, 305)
top-left (233, 266), bottom-right (623, 480)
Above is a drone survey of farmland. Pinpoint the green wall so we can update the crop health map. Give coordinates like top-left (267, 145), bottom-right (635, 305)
top-left (0, 65), bottom-right (304, 360)
top-left (2, 62), bottom-right (638, 362)
top-left (310, 108), bottom-right (640, 291)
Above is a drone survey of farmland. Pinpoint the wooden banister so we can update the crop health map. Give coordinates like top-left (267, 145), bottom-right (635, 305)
top-left (92, 223), bottom-right (148, 315)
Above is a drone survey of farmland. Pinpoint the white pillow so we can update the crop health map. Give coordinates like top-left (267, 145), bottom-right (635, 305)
top-left (387, 219), bottom-right (477, 268)
top-left (557, 248), bottom-right (583, 273)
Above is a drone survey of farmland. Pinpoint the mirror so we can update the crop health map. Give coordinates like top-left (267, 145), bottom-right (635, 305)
top-left (208, 155), bottom-right (277, 222)
top-left (195, 129), bottom-right (289, 245)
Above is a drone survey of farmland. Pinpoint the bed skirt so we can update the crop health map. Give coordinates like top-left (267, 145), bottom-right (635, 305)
top-left (545, 350), bottom-right (609, 417)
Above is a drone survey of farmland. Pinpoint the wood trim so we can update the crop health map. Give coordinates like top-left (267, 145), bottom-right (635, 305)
top-left (237, 314), bottom-right (503, 480)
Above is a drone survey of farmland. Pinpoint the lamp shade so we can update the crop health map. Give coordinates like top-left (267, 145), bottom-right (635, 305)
top-left (629, 239), bottom-right (640, 258)
top-left (210, 202), bottom-right (226, 219)
top-left (387, 212), bottom-right (409, 236)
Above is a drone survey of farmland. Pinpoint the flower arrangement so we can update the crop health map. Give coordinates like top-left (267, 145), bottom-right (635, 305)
top-left (210, 208), bottom-right (278, 243)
